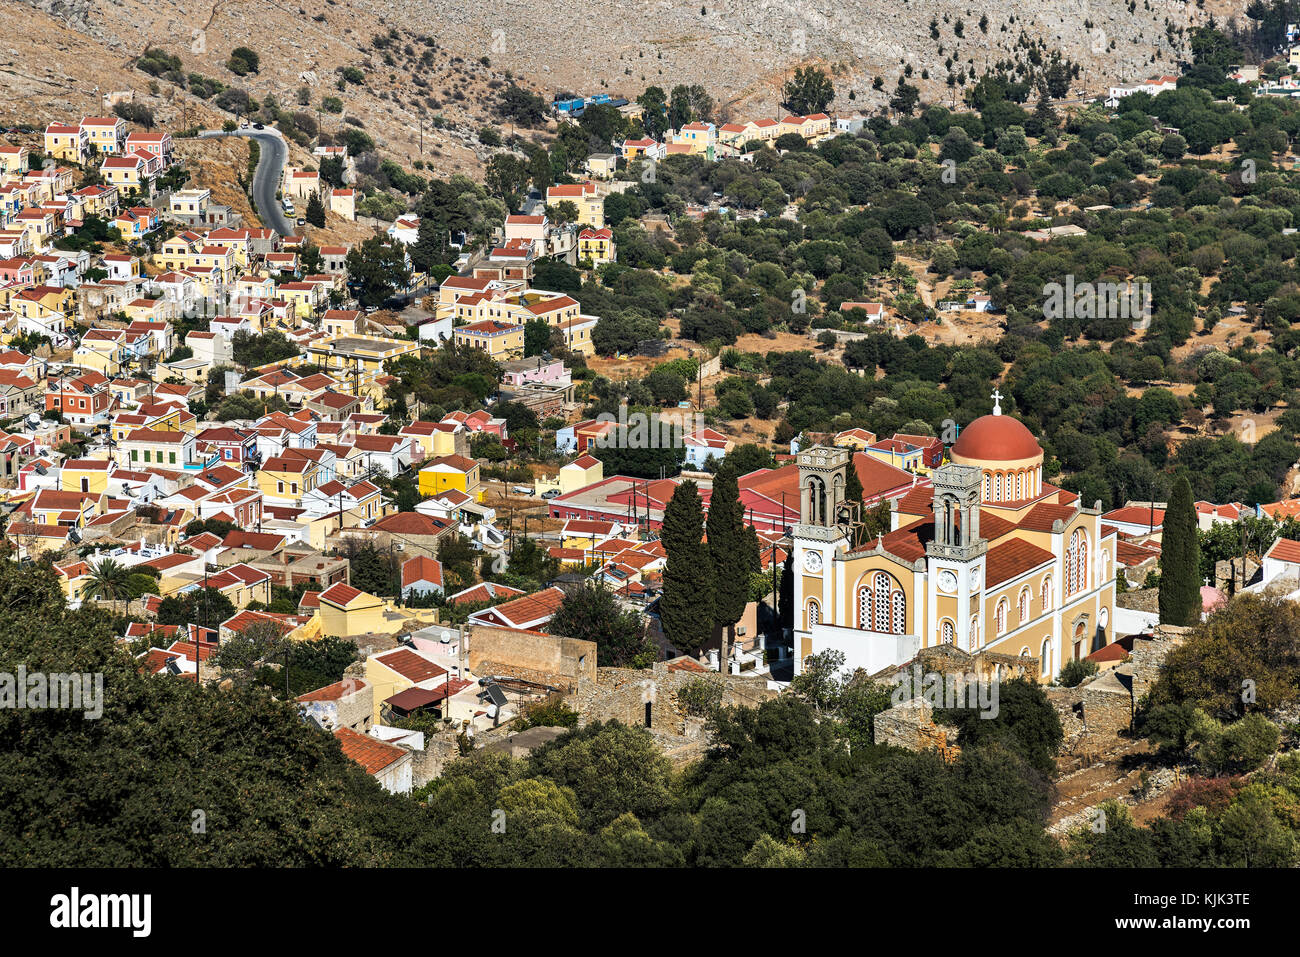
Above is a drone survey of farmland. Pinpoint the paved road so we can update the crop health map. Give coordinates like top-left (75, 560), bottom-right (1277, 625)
top-left (198, 128), bottom-right (294, 236)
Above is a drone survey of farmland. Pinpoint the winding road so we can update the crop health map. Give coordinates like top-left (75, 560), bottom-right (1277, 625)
top-left (198, 128), bottom-right (294, 236)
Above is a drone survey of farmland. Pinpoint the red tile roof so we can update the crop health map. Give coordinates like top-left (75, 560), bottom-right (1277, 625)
top-left (334, 727), bottom-right (407, 775)
top-left (318, 581), bottom-right (365, 607)
top-left (373, 648), bottom-right (446, 682)
top-left (1266, 537), bottom-right (1300, 564)
top-left (985, 538), bottom-right (1057, 587)
top-left (401, 555), bottom-right (443, 588)
top-left (297, 678), bottom-right (367, 702)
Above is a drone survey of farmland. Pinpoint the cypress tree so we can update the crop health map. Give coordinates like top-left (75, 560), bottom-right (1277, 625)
top-left (1159, 475), bottom-right (1201, 626)
top-left (707, 464), bottom-right (756, 670)
top-left (843, 451), bottom-right (864, 506)
top-left (305, 191), bottom-right (326, 227)
top-left (659, 480), bottom-right (714, 654)
top-left (778, 552), bottom-right (794, 631)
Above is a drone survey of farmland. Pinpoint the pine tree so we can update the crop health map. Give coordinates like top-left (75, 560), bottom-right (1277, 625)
top-left (305, 191), bottom-right (326, 227)
top-left (1159, 475), bottom-right (1201, 626)
top-left (659, 480), bottom-right (714, 655)
top-left (707, 463), bottom-right (756, 670)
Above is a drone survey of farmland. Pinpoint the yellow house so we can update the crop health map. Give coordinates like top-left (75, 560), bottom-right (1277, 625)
top-left (577, 227), bottom-right (615, 266)
top-left (363, 645), bottom-right (450, 725)
top-left (23, 488), bottom-right (105, 527)
top-left (14, 209), bottom-right (57, 251)
top-left (320, 582), bottom-right (387, 640)
top-left (257, 452), bottom-right (322, 504)
top-left (0, 145), bottom-right (29, 176)
top-left (586, 153), bottom-right (617, 180)
top-left (125, 298), bottom-right (171, 323)
top-left (399, 420), bottom-right (464, 460)
top-left (193, 245), bottom-right (237, 284)
top-left (157, 234), bottom-right (201, 270)
top-left (561, 517), bottom-right (621, 551)
top-left (44, 123), bottom-right (88, 164)
top-left (11, 284), bottom-right (72, 329)
top-left (545, 182), bottom-right (604, 227)
top-left (81, 116), bottom-right (127, 155)
top-left (673, 121), bottom-right (717, 156)
top-left (74, 332), bottom-right (132, 377)
top-left (453, 319), bottom-right (524, 359)
top-left (558, 453), bottom-right (604, 494)
top-left (59, 458), bottom-right (112, 495)
top-left (305, 333), bottom-right (420, 384)
top-left (417, 454), bottom-right (481, 498)
top-left (100, 155), bottom-right (147, 191)
top-left (278, 281), bottom-right (325, 319)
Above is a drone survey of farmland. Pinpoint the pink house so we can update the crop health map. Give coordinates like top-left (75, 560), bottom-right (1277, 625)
top-left (501, 357), bottom-right (567, 387)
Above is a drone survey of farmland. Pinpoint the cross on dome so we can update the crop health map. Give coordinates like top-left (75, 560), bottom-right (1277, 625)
top-left (991, 388), bottom-right (1003, 415)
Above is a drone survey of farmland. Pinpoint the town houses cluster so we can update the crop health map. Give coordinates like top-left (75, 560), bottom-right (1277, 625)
top-left (2, 92), bottom-right (1297, 798)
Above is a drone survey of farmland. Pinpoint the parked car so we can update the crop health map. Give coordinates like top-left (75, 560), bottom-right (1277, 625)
top-left (253, 122), bottom-right (264, 130)
top-left (541, 489), bottom-right (562, 500)
top-left (296, 218), bottom-right (306, 226)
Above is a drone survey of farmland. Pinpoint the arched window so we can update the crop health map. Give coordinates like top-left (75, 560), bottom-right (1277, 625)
top-left (994, 473), bottom-right (1003, 500)
top-left (807, 476), bottom-right (826, 525)
top-left (1018, 587), bottom-right (1030, 624)
top-left (969, 614), bottom-right (980, 651)
top-left (995, 598), bottom-right (1007, 635)
top-left (941, 618), bottom-right (955, 644)
top-left (873, 572), bottom-right (891, 632)
top-left (807, 599), bottom-right (820, 628)
top-left (984, 474), bottom-right (992, 500)
top-left (1040, 638), bottom-right (1052, 676)
top-left (859, 572), bottom-right (907, 635)
top-left (1067, 529), bottom-right (1088, 596)
top-left (858, 585), bottom-right (872, 630)
top-left (1042, 574), bottom-right (1053, 612)
top-left (1015, 472), bottom-right (1023, 499)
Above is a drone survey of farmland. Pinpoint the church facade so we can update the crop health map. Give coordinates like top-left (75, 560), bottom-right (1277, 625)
top-left (792, 401), bottom-right (1117, 682)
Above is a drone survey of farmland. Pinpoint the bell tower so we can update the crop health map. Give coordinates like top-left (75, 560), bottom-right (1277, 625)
top-left (926, 463), bottom-right (987, 561)
top-left (795, 446), bottom-right (850, 542)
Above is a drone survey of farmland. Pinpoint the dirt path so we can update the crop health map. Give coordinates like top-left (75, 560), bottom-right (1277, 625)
top-left (1049, 738), bottom-right (1175, 830)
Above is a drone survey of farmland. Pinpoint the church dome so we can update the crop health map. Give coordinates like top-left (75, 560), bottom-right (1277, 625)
top-left (951, 414), bottom-right (1041, 462)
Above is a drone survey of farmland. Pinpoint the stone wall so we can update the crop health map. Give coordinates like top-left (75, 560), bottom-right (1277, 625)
top-left (408, 734), bottom-right (457, 787)
top-left (468, 624), bottom-right (597, 693)
top-left (872, 697), bottom-right (960, 760)
top-left (1080, 669), bottom-right (1134, 738)
top-left (872, 644), bottom-right (1037, 686)
top-left (568, 660), bottom-right (774, 737)
top-left (1130, 624), bottom-right (1189, 702)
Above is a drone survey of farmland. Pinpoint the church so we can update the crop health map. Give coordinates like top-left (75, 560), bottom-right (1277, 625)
top-left (792, 395), bottom-right (1117, 682)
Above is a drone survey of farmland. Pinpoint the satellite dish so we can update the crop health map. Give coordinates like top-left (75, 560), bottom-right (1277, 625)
top-left (440, 630), bottom-right (452, 644)
top-left (486, 704), bottom-right (498, 719)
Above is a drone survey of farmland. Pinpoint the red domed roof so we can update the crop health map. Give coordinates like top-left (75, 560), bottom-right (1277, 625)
top-left (951, 414), bottom-right (1041, 461)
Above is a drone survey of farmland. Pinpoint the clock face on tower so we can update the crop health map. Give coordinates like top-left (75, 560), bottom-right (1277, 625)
top-left (802, 551), bottom-right (823, 573)
top-left (937, 570), bottom-right (957, 593)
top-left (969, 567), bottom-right (982, 589)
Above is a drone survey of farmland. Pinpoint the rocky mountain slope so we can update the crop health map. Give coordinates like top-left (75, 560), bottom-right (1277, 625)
top-left (7, 0), bottom-right (1249, 179)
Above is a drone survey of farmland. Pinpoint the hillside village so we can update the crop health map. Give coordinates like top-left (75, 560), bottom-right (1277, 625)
top-left (9, 6), bottom-right (1300, 882)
